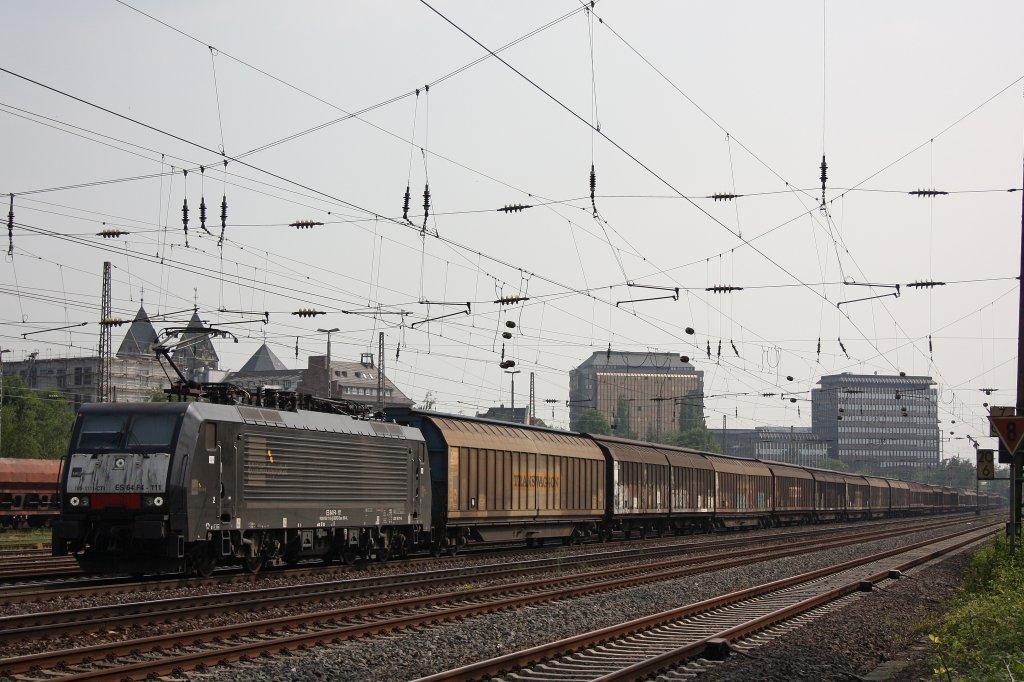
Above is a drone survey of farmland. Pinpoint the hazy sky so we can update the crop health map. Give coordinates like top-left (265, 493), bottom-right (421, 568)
top-left (2, 1), bottom-right (1023, 459)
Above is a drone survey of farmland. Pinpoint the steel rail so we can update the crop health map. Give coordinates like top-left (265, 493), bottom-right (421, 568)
top-left (414, 525), bottom-right (997, 682)
top-left (0, 515), bottom-right (978, 640)
top-left (0, 521), bottom-right (991, 679)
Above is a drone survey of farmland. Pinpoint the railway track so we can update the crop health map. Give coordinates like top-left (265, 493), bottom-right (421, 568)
top-left (0, 516), bottom-right (992, 680)
top-left (0, 513), bottom-right (990, 600)
top-left (417, 523), bottom-right (998, 681)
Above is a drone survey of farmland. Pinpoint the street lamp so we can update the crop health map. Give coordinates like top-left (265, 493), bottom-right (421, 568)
top-left (505, 369), bottom-right (521, 423)
top-left (317, 328), bottom-right (340, 399)
top-left (0, 349), bottom-right (9, 457)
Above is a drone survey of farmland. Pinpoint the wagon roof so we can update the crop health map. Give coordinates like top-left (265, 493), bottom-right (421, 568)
top-left (425, 415), bottom-right (603, 459)
top-left (756, 460), bottom-right (814, 479)
top-left (703, 454), bottom-right (772, 476)
top-left (590, 434), bottom-right (713, 468)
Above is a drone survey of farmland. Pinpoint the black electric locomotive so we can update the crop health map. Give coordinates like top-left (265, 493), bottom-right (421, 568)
top-left (52, 402), bottom-right (430, 575)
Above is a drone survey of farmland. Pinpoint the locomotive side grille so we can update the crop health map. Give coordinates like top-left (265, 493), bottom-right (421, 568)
top-left (242, 430), bottom-right (410, 504)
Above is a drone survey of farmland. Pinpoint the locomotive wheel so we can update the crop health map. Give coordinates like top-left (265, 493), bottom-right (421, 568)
top-left (190, 545), bottom-right (215, 578)
top-left (243, 554), bottom-right (265, 574)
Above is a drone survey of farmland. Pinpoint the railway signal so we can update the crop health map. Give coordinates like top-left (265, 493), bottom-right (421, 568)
top-left (977, 449), bottom-right (994, 481)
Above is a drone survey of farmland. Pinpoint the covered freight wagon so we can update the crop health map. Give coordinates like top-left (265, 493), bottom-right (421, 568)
top-left (705, 455), bottom-right (772, 527)
top-left (759, 460), bottom-right (814, 524)
top-left (862, 475), bottom-right (891, 517)
top-left (394, 411), bottom-right (605, 551)
top-left (590, 436), bottom-right (715, 537)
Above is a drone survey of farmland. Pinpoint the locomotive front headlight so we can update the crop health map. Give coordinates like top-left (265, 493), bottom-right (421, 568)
top-left (153, 496), bottom-right (164, 507)
top-left (69, 495), bottom-right (89, 508)
top-left (69, 496), bottom-right (80, 507)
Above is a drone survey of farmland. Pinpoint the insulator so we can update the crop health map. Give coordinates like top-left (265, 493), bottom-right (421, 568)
top-left (181, 197), bottom-right (189, 246)
top-left (819, 155), bottom-right (828, 213)
top-left (685, 327), bottom-right (694, 335)
top-left (816, 337), bottom-right (821, 359)
top-left (786, 375), bottom-right (793, 381)
top-left (290, 220), bottom-right (324, 229)
top-left (396, 344), bottom-right (401, 360)
top-left (422, 184), bottom-right (431, 231)
top-left (590, 164), bottom-right (597, 216)
top-left (606, 343), bottom-right (611, 360)
top-left (295, 336), bottom-right (299, 359)
top-left (498, 204), bottom-right (533, 213)
top-left (706, 285), bottom-right (744, 293)
top-left (838, 338), bottom-right (849, 359)
top-left (219, 195), bottom-right (228, 246)
top-left (789, 398), bottom-right (797, 403)
top-left (731, 340), bottom-right (739, 356)
top-left (97, 229), bottom-right (128, 238)
top-left (501, 343), bottom-right (505, 361)
top-left (762, 393), bottom-right (776, 397)
top-left (495, 296), bottom-right (530, 305)
top-left (716, 340), bottom-right (721, 358)
top-left (706, 340), bottom-right (711, 358)
top-left (907, 280), bottom-right (946, 289)
top-left (402, 185), bottom-right (411, 221)
top-left (711, 193), bottom-right (738, 201)
top-left (199, 197), bottom-right (208, 233)
top-left (502, 331), bottom-right (512, 339)
top-left (909, 189), bottom-right (948, 197)
top-left (928, 334), bottom-right (933, 356)
top-left (6, 194), bottom-right (12, 257)
top-left (505, 321), bottom-right (516, 328)
top-left (680, 355), bottom-right (689, 363)
top-left (291, 308), bottom-right (326, 318)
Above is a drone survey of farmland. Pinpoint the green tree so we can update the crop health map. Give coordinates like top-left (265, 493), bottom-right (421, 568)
top-left (0, 376), bottom-right (75, 459)
top-left (149, 389), bottom-right (169, 402)
top-left (613, 396), bottom-right (637, 439)
top-left (656, 393), bottom-right (720, 452)
top-left (576, 408), bottom-right (611, 435)
top-left (817, 456), bottom-right (850, 472)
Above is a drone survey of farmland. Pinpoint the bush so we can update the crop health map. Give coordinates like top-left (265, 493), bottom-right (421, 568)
top-left (930, 534), bottom-right (1024, 679)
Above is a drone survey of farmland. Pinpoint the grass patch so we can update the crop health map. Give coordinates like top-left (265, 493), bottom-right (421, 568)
top-left (929, 534), bottom-right (1024, 680)
top-left (0, 528), bottom-right (51, 546)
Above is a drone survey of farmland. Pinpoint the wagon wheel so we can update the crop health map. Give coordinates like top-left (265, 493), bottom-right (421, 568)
top-left (242, 554), bottom-right (265, 575)
top-left (446, 541), bottom-right (459, 557)
top-left (375, 547), bottom-right (391, 563)
top-left (341, 546), bottom-right (358, 564)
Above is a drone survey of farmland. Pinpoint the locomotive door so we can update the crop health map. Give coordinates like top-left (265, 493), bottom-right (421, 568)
top-left (190, 422), bottom-right (220, 539)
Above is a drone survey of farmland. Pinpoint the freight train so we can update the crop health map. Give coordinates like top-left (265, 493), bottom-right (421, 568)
top-left (0, 457), bottom-right (61, 529)
top-left (51, 399), bottom-right (999, 575)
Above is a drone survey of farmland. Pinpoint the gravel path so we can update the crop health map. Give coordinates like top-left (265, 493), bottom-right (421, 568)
top-left (180, 522), bottom-right (983, 682)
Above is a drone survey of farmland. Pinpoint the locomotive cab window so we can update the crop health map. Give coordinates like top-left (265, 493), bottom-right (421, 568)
top-left (75, 413), bottom-right (179, 451)
top-left (125, 414), bottom-right (178, 448)
top-left (76, 414), bottom-right (128, 450)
